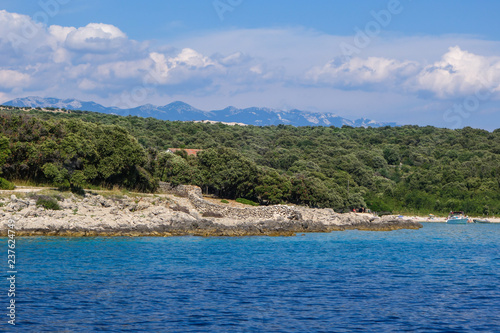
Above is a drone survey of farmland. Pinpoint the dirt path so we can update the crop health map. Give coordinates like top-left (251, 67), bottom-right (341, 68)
top-left (0, 186), bottom-right (47, 194)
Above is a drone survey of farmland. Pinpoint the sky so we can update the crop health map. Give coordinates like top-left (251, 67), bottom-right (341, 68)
top-left (1, 0), bottom-right (500, 129)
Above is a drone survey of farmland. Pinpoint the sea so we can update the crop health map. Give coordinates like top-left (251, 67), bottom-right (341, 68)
top-left (4, 223), bottom-right (500, 332)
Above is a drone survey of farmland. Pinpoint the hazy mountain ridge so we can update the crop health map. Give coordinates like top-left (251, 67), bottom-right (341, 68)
top-left (4, 97), bottom-right (397, 127)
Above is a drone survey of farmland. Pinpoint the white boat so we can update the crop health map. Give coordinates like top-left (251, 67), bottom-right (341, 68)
top-left (446, 211), bottom-right (470, 224)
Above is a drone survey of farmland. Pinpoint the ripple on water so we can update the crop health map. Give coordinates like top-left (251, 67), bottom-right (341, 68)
top-left (9, 223), bottom-right (500, 332)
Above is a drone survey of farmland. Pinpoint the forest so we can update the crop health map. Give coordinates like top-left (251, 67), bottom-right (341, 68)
top-left (1, 106), bottom-right (499, 216)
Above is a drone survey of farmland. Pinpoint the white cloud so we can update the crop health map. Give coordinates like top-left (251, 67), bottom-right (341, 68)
top-left (48, 25), bottom-right (76, 42)
top-left (250, 65), bottom-right (263, 75)
top-left (172, 48), bottom-right (215, 68)
top-left (66, 63), bottom-right (92, 79)
top-left (0, 10), bottom-right (231, 97)
top-left (0, 69), bottom-right (30, 89)
top-left (97, 58), bottom-right (151, 80)
top-left (219, 52), bottom-right (246, 66)
top-left (306, 46), bottom-right (500, 100)
top-left (415, 46), bottom-right (500, 98)
top-left (64, 23), bottom-right (128, 53)
top-left (148, 52), bottom-right (169, 83)
top-left (307, 57), bottom-right (420, 89)
top-left (1, 9), bottom-right (500, 128)
top-left (0, 10), bottom-right (49, 57)
top-left (146, 48), bottom-right (223, 85)
top-left (78, 78), bottom-right (98, 91)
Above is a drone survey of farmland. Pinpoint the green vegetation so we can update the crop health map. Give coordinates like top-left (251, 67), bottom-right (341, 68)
top-left (221, 199), bottom-right (229, 204)
top-left (0, 113), bottom-right (157, 193)
top-left (1, 108), bottom-right (500, 215)
top-left (0, 177), bottom-right (15, 190)
top-left (235, 198), bottom-right (259, 206)
top-left (35, 195), bottom-right (61, 210)
top-left (0, 135), bottom-right (10, 167)
top-left (0, 134), bottom-right (13, 190)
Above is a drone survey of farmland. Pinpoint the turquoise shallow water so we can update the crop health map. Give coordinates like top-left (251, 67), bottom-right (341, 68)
top-left (4, 223), bottom-right (500, 332)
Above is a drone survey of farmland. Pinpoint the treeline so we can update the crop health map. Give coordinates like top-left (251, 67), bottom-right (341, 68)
top-left (0, 114), bottom-right (156, 193)
top-left (1, 108), bottom-right (500, 215)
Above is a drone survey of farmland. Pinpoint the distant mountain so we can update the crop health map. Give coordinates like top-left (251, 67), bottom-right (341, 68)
top-left (5, 96), bottom-right (120, 114)
top-left (3, 96), bottom-right (397, 128)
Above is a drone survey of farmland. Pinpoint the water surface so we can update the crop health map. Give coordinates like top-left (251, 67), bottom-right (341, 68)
top-left (6, 223), bottom-right (500, 332)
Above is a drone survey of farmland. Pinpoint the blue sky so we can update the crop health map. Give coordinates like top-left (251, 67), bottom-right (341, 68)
top-left (1, 0), bottom-right (500, 129)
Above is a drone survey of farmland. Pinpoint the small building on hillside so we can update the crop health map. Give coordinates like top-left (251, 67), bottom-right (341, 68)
top-left (166, 148), bottom-right (202, 157)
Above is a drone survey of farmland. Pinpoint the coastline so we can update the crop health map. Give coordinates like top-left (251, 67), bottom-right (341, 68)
top-left (0, 185), bottom-right (422, 237)
top-left (397, 215), bottom-right (500, 223)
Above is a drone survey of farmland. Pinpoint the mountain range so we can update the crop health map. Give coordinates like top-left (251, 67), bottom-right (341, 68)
top-left (3, 96), bottom-right (397, 128)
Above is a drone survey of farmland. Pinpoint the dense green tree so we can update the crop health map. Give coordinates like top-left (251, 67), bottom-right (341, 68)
top-left (254, 167), bottom-right (292, 204)
top-left (0, 115), bottom-right (155, 192)
top-left (0, 135), bottom-right (14, 189)
top-left (1, 108), bottom-right (499, 214)
top-left (0, 135), bottom-right (10, 171)
top-left (383, 145), bottom-right (401, 165)
top-left (197, 148), bottom-right (259, 199)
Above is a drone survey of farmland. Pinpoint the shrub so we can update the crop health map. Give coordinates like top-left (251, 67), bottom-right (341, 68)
top-left (35, 195), bottom-right (61, 210)
top-left (220, 199), bottom-right (229, 204)
top-left (0, 177), bottom-right (15, 190)
top-left (235, 198), bottom-right (259, 206)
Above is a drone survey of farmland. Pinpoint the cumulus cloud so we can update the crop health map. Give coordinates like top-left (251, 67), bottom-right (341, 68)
top-left (64, 23), bottom-right (128, 53)
top-left (1, 7), bottom-right (500, 123)
top-left (145, 48), bottom-right (223, 85)
top-left (0, 10), bottom-right (49, 60)
top-left (172, 48), bottom-right (216, 68)
top-left (0, 10), bottom-right (237, 100)
top-left (48, 25), bottom-right (75, 42)
top-left (307, 46), bottom-right (500, 99)
top-left (415, 46), bottom-right (500, 98)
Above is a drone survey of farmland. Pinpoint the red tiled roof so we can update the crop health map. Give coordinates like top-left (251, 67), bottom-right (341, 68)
top-left (167, 148), bottom-right (202, 156)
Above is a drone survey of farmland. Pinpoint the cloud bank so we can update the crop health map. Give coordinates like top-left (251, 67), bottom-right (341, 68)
top-left (307, 46), bottom-right (500, 99)
top-left (1, 9), bottom-right (500, 128)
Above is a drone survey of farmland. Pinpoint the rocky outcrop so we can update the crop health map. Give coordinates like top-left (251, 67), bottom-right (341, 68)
top-left (0, 186), bottom-right (422, 237)
top-left (157, 182), bottom-right (200, 198)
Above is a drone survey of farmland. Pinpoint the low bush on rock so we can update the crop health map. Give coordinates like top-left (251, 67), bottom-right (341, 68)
top-left (35, 195), bottom-right (61, 210)
top-left (236, 198), bottom-right (259, 206)
top-left (0, 177), bottom-right (14, 190)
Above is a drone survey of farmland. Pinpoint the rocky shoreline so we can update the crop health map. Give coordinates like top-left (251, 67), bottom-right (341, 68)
top-left (0, 185), bottom-right (422, 237)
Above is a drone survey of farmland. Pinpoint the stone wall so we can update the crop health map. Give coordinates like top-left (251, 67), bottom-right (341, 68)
top-left (186, 186), bottom-right (302, 221)
top-left (158, 182), bottom-right (301, 221)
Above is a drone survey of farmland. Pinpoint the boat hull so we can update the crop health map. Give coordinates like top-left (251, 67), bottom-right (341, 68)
top-left (447, 218), bottom-right (469, 224)
top-left (473, 219), bottom-right (491, 224)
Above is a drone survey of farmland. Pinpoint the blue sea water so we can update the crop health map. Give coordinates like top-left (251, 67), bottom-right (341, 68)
top-left (4, 223), bottom-right (500, 332)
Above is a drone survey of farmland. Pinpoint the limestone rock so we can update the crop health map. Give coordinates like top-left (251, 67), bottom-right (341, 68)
top-left (0, 185), bottom-right (422, 237)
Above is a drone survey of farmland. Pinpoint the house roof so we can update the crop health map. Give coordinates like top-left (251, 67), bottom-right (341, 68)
top-left (167, 148), bottom-right (202, 156)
